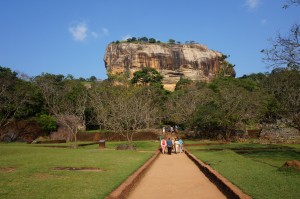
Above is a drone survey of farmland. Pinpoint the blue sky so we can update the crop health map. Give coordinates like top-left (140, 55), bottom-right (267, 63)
top-left (0, 0), bottom-right (299, 79)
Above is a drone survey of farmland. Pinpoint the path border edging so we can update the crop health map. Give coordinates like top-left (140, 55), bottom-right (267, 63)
top-left (106, 150), bottom-right (160, 199)
top-left (185, 150), bottom-right (252, 199)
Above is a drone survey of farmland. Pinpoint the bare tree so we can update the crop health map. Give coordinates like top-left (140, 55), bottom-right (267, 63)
top-left (34, 74), bottom-right (87, 146)
top-left (166, 86), bottom-right (214, 126)
top-left (262, 23), bottom-right (300, 70)
top-left (89, 83), bottom-right (159, 148)
top-left (283, 0), bottom-right (300, 8)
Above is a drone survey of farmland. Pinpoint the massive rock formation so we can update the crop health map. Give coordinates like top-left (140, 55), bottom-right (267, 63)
top-left (104, 42), bottom-right (235, 90)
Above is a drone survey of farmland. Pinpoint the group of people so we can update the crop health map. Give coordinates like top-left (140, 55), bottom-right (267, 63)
top-left (160, 137), bottom-right (183, 155)
top-left (162, 125), bottom-right (179, 135)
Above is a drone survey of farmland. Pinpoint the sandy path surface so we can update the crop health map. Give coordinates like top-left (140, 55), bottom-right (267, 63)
top-left (128, 152), bottom-right (226, 199)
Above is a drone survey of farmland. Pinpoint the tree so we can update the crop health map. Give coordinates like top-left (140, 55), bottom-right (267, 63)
top-left (149, 38), bottom-right (156, 43)
top-left (263, 69), bottom-right (300, 129)
top-left (65, 74), bottom-right (74, 80)
top-left (139, 37), bottom-right (148, 42)
top-left (166, 84), bottom-right (214, 127)
top-left (89, 75), bottom-right (97, 82)
top-left (36, 114), bottom-right (57, 135)
top-left (34, 74), bottom-right (87, 146)
top-left (88, 83), bottom-right (160, 148)
top-left (131, 67), bottom-right (163, 86)
top-left (191, 77), bottom-right (267, 139)
top-left (168, 39), bottom-right (175, 44)
top-left (262, 23), bottom-right (300, 70)
top-left (175, 77), bottom-right (193, 91)
top-left (0, 67), bottom-right (39, 128)
top-left (283, 0), bottom-right (300, 8)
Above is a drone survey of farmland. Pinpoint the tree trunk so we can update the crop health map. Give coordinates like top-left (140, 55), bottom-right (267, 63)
top-left (73, 128), bottom-right (78, 148)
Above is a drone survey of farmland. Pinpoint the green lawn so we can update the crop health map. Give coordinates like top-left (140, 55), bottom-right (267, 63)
top-left (187, 142), bottom-right (300, 199)
top-left (0, 141), bottom-right (158, 199)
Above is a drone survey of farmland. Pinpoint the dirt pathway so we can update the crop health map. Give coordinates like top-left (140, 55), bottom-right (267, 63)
top-left (128, 152), bottom-right (226, 199)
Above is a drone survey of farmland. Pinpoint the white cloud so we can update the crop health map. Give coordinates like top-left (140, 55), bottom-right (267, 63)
top-left (91, 31), bottom-right (98, 38)
top-left (69, 22), bottom-right (88, 42)
top-left (102, 28), bottom-right (109, 36)
top-left (245, 0), bottom-right (261, 9)
top-left (69, 21), bottom-right (109, 42)
top-left (261, 18), bottom-right (267, 25)
top-left (121, 34), bottom-right (131, 41)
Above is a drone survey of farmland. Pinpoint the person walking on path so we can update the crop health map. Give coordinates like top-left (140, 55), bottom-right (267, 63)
top-left (170, 126), bottom-right (174, 134)
top-left (161, 138), bottom-right (167, 154)
top-left (166, 138), bottom-right (173, 155)
top-left (178, 138), bottom-right (183, 153)
top-left (174, 138), bottom-right (180, 154)
top-left (171, 137), bottom-right (175, 153)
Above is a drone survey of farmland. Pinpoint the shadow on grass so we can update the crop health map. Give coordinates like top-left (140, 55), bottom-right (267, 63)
top-left (235, 150), bottom-right (300, 160)
top-left (235, 149), bottom-right (300, 169)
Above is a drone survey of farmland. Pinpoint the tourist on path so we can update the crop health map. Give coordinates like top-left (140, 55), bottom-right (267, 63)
top-left (174, 138), bottom-right (180, 154)
top-left (179, 138), bottom-right (183, 153)
top-left (161, 138), bottom-right (167, 154)
top-left (166, 138), bottom-right (173, 155)
top-left (171, 137), bottom-right (175, 152)
top-left (170, 126), bottom-right (174, 134)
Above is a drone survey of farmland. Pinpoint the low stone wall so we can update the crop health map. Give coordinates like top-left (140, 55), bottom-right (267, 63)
top-left (185, 150), bottom-right (252, 199)
top-left (259, 127), bottom-right (300, 144)
top-left (77, 130), bottom-right (159, 142)
top-left (106, 150), bottom-right (160, 199)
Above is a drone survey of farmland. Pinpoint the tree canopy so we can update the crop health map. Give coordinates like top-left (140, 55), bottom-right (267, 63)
top-left (131, 67), bottom-right (163, 86)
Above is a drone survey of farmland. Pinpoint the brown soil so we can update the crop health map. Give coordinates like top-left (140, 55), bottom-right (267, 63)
top-left (127, 153), bottom-right (226, 199)
top-left (0, 167), bottom-right (16, 173)
top-left (53, 167), bottom-right (103, 172)
top-left (282, 160), bottom-right (300, 170)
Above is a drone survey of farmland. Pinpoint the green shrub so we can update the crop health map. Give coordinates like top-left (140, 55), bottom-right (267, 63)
top-left (36, 114), bottom-right (57, 134)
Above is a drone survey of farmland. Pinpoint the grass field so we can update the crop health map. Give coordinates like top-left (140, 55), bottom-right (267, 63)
top-left (187, 142), bottom-right (300, 199)
top-left (0, 141), bottom-right (159, 199)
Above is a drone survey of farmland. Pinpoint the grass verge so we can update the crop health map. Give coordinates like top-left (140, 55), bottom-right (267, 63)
top-left (0, 141), bottom-right (158, 199)
top-left (187, 142), bottom-right (300, 199)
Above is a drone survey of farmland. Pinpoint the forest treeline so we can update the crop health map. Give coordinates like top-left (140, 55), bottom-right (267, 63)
top-left (1, 65), bottom-right (299, 144)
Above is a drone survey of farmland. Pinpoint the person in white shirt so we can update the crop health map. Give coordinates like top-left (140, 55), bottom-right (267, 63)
top-left (174, 138), bottom-right (180, 154)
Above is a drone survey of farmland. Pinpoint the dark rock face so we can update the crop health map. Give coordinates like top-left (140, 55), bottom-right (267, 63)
top-left (104, 43), bottom-right (235, 90)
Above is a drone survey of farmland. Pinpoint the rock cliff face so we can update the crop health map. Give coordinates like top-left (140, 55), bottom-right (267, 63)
top-left (104, 42), bottom-right (235, 90)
